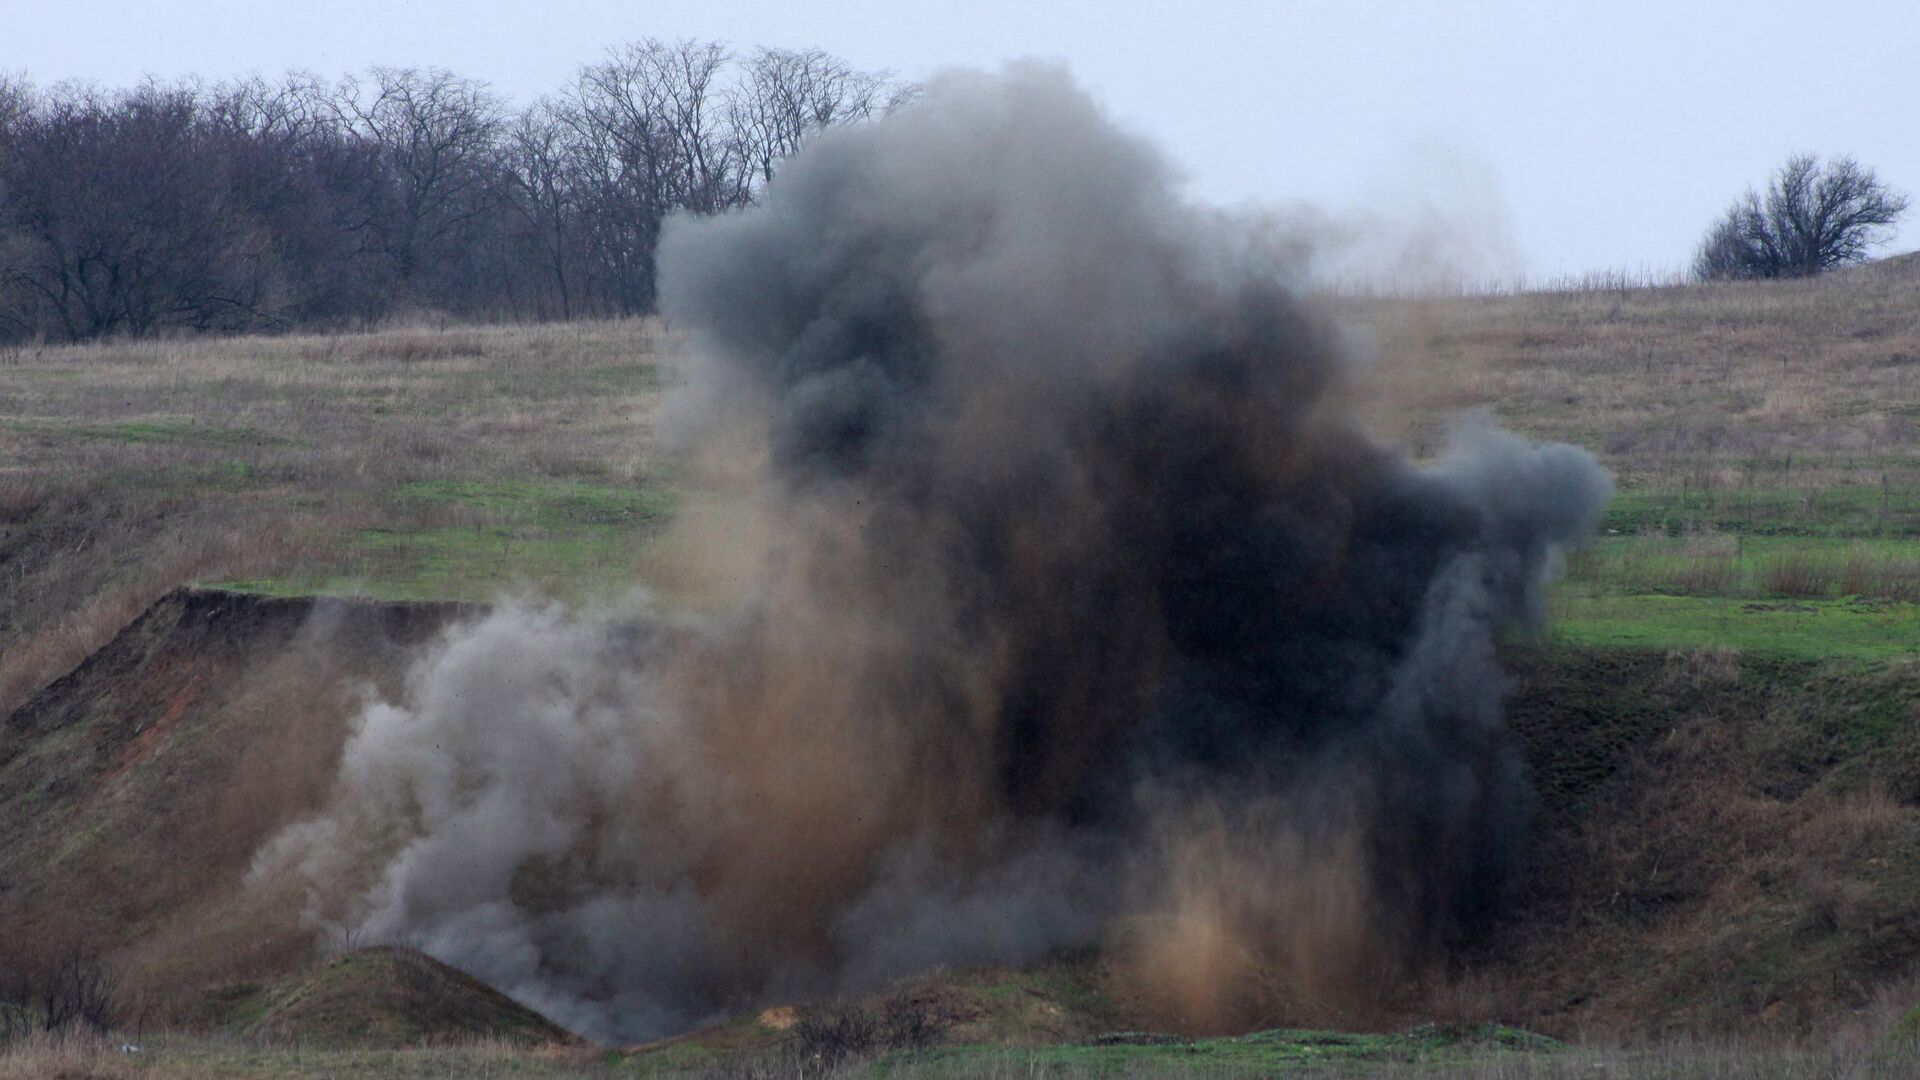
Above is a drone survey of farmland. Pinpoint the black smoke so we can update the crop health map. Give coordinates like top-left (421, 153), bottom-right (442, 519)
top-left (258, 61), bottom-right (1610, 1042)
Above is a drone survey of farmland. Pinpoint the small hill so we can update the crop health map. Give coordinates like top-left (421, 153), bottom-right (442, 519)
top-left (8, 588), bottom-right (1920, 1047)
top-left (0, 587), bottom-right (473, 1006)
top-left (197, 946), bottom-right (577, 1047)
top-left (624, 959), bottom-right (1132, 1070)
top-left (1859, 250), bottom-right (1920, 279)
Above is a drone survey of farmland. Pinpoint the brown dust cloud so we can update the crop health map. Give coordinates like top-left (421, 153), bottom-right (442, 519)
top-left (253, 62), bottom-right (1611, 1042)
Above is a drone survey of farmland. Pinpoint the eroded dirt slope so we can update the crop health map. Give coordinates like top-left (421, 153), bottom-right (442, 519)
top-left (0, 588), bottom-right (473, 1005)
top-left (6, 591), bottom-right (1920, 1043)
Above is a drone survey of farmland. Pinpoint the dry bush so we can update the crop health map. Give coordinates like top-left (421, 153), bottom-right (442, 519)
top-left (1668, 533), bottom-right (1739, 595)
top-left (1839, 550), bottom-right (1920, 602)
top-left (294, 326), bottom-right (491, 364)
top-left (1789, 782), bottom-right (1905, 858)
top-left (879, 993), bottom-right (953, 1053)
top-left (36, 952), bottom-right (119, 1037)
top-left (0, 1030), bottom-right (134, 1080)
top-left (783, 992), bottom-right (953, 1075)
top-left (0, 474), bottom-right (42, 521)
top-left (790, 1005), bottom-right (879, 1069)
top-left (1841, 549), bottom-right (1879, 598)
top-left (1658, 647), bottom-right (1744, 693)
top-left (0, 949), bottom-right (120, 1047)
top-left (1763, 551), bottom-right (1836, 598)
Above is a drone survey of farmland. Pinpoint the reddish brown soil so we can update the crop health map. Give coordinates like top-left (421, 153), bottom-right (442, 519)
top-left (6, 592), bottom-right (1920, 1043)
top-left (0, 588), bottom-right (473, 1004)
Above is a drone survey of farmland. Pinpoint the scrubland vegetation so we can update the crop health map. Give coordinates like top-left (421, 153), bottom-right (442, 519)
top-left (6, 257), bottom-right (1920, 1075)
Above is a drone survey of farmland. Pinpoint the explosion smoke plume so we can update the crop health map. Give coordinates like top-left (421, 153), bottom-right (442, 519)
top-left (258, 63), bottom-right (1610, 1041)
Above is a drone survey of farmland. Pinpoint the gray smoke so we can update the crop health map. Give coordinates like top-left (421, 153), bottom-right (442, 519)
top-left (255, 61), bottom-right (1610, 1042)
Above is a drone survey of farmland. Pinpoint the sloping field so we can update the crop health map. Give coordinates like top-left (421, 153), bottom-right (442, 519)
top-left (5, 587), bottom-right (1920, 1055)
top-left (194, 946), bottom-right (578, 1048)
top-left (6, 264), bottom-right (1920, 1072)
top-left (1361, 258), bottom-right (1920, 659)
top-left (0, 588), bottom-right (473, 1003)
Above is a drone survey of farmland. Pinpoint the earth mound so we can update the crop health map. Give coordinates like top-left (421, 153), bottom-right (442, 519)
top-left (0, 587), bottom-right (474, 999)
top-left (198, 946), bottom-right (578, 1047)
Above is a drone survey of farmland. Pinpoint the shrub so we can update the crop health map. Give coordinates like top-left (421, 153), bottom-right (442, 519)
top-left (1764, 552), bottom-right (1835, 598)
top-left (1696, 154), bottom-right (1909, 281)
top-left (0, 949), bottom-right (119, 1046)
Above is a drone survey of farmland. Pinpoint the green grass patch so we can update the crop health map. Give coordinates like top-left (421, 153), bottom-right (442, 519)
top-left (1568, 534), bottom-right (1920, 599)
top-left (1550, 590), bottom-right (1920, 659)
top-left (218, 477), bottom-right (675, 602)
top-left (221, 524), bottom-right (652, 603)
top-left (872, 1024), bottom-right (1558, 1077)
top-left (1, 415), bottom-right (286, 447)
top-left (1604, 484), bottom-right (1920, 539)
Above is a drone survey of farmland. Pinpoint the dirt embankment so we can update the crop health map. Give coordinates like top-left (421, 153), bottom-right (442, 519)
top-left (1484, 646), bottom-right (1920, 1036)
top-left (0, 588), bottom-right (474, 1007)
top-left (5, 591), bottom-right (1920, 1042)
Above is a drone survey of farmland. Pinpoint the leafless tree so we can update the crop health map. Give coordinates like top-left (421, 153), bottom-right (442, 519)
top-left (560, 39), bottom-right (752, 310)
top-left (1696, 154), bottom-right (1910, 280)
top-left (730, 47), bottom-right (890, 190)
top-left (0, 73), bottom-right (31, 135)
top-left (656, 39), bottom-right (742, 214)
top-left (203, 74), bottom-right (386, 323)
top-left (37, 950), bottom-right (118, 1035)
top-left (501, 99), bottom-right (581, 318)
top-left (0, 43), bottom-right (897, 340)
top-left (334, 67), bottom-right (506, 295)
top-left (0, 82), bottom-right (278, 339)
top-left (0, 948), bottom-right (118, 1041)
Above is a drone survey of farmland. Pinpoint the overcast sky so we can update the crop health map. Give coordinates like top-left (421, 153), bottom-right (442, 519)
top-left (7, 0), bottom-right (1915, 279)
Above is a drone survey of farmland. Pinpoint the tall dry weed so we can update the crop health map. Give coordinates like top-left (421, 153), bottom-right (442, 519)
top-left (1764, 552), bottom-right (1836, 598)
top-left (1839, 549), bottom-right (1920, 602)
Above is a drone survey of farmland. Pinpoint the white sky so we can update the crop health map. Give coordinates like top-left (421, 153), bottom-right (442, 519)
top-left (6, 0), bottom-right (1916, 279)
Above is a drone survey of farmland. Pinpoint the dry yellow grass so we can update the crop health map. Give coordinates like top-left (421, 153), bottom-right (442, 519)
top-left (1352, 258), bottom-right (1920, 492)
top-left (8, 264), bottom-right (1920, 709)
top-left (0, 318), bottom-right (670, 715)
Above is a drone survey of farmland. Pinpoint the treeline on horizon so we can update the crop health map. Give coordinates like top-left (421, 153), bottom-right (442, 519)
top-left (0, 41), bottom-right (908, 344)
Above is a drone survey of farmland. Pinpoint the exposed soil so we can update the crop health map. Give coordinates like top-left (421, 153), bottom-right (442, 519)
top-left (193, 945), bottom-right (579, 1047)
top-left (5, 590), bottom-right (1920, 1046)
top-left (0, 588), bottom-right (476, 1007)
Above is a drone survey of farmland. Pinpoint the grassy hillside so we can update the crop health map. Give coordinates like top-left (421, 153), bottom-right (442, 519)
top-left (0, 589), bottom-right (473, 1005)
top-left (193, 946), bottom-right (578, 1047)
top-left (7, 266), bottom-right (1918, 708)
top-left (7, 263), bottom-right (1920, 1073)
top-left (0, 319), bottom-right (672, 718)
top-left (1357, 258), bottom-right (1920, 659)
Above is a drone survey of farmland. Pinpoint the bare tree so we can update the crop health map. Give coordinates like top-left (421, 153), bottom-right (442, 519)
top-left (0, 73), bottom-right (31, 135)
top-left (501, 99), bottom-right (581, 318)
top-left (656, 39), bottom-right (741, 214)
top-left (1696, 154), bottom-right (1910, 280)
top-left (334, 67), bottom-right (506, 297)
top-left (206, 73), bottom-right (395, 324)
top-left (37, 950), bottom-right (118, 1035)
top-left (561, 38), bottom-right (748, 311)
top-left (0, 948), bottom-right (119, 1041)
top-left (0, 82), bottom-right (277, 340)
top-left (731, 48), bottom-right (890, 190)
top-left (0, 43), bottom-right (898, 340)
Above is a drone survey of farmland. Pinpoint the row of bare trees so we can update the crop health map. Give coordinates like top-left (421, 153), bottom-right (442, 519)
top-left (0, 41), bottom-right (903, 342)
